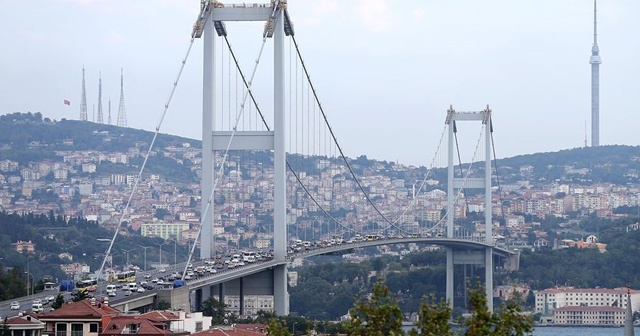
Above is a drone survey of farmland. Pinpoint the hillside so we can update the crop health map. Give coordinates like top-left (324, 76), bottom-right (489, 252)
top-left (3, 112), bottom-right (640, 187)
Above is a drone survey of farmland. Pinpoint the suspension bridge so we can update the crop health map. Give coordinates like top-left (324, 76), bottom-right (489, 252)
top-left (2, 0), bottom-right (521, 318)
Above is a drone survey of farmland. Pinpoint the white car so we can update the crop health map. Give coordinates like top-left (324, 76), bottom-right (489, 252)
top-left (10, 301), bottom-right (20, 310)
top-left (159, 268), bottom-right (166, 273)
top-left (136, 287), bottom-right (145, 293)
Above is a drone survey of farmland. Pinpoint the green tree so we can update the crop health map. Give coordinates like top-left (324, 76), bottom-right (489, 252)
top-left (409, 294), bottom-right (454, 336)
top-left (71, 290), bottom-right (89, 302)
top-left (51, 293), bottom-right (65, 309)
top-left (267, 318), bottom-right (291, 336)
top-left (345, 278), bottom-right (404, 336)
top-left (201, 297), bottom-right (228, 324)
top-left (0, 317), bottom-right (10, 336)
top-left (465, 283), bottom-right (533, 336)
top-left (155, 300), bottom-right (171, 310)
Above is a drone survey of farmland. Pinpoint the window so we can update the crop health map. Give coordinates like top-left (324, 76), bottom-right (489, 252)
top-left (56, 323), bottom-right (67, 336)
top-left (71, 323), bottom-right (84, 336)
top-left (195, 322), bottom-right (203, 332)
top-left (90, 323), bottom-right (99, 333)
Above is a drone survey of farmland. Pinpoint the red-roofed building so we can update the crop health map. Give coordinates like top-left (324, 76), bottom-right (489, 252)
top-left (37, 298), bottom-right (119, 336)
top-left (2, 315), bottom-right (45, 336)
top-left (99, 315), bottom-right (189, 336)
top-left (191, 324), bottom-right (267, 336)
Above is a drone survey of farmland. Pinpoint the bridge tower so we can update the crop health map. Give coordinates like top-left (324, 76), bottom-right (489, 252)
top-left (200, 1), bottom-right (290, 315)
top-left (445, 105), bottom-right (494, 312)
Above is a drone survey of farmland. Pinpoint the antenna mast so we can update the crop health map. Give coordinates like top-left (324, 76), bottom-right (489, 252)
top-left (97, 72), bottom-right (104, 124)
top-left (117, 68), bottom-right (128, 127)
top-left (589, 0), bottom-right (601, 147)
top-left (80, 66), bottom-right (88, 121)
top-left (108, 98), bottom-right (112, 125)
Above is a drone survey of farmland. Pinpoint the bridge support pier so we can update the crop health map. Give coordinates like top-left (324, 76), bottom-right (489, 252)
top-left (194, 288), bottom-right (203, 312)
top-left (273, 264), bottom-right (288, 315)
top-left (485, 247), bottom-right (493, 312)
top-left (446, 248), bottom-right (454, 309)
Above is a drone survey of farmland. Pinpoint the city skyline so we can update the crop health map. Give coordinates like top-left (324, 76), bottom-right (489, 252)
top-left (1, 0), bottom-right (639, 166)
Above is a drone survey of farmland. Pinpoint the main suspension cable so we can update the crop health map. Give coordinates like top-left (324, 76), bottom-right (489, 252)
top-left (97, 35), bottom-right (197, 282)
top-left (223, 33), bottom-right (357, 234)
top-left (290, 35), bottom-right (398, 231)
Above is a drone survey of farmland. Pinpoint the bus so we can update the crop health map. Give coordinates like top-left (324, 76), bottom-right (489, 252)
top-left (116, 270), bottom-right (136, 283)
top-left (76, 279), bottom-right (98, 293)
top-left (365, 234), bottom-right (381, 241)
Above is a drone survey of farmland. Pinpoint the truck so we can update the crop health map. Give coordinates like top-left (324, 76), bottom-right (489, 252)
top-left (60, 280), bottom-right (75, 292)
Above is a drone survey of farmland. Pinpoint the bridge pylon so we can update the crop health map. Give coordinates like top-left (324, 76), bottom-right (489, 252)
top-left (444, 105), bottom-right (494, 312)
top-left (200, 2), bottom-right (290, 315)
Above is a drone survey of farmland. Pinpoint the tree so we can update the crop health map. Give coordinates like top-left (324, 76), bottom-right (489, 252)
top-left (345, 278), bottom-right (404, 336)
top-left (155, 300), bottom-right (171, 310)
top-left (51, 293), bottom-right (65, 309)
top-left (0, 317), bottom-right (10, 336)
top-left (409, 294), bottom-right (454, 336)
top-left (201, 297), bottom-right (229, 324)
top-left (267, 318), bottom-right (291, 336)
top-left (71, 290), bottom-right (89, 302)
top-left (464, 283), bottom-right (533, 336)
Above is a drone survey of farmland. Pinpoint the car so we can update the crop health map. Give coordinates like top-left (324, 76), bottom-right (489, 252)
top-left (31, 303), bottom-right (44, 313)
top-left (108, 291), bottom-right (117, 297)
top-left (159, 268), bottom-right (166, 273)
top-left (144, 273), bottom-right (151, 279)
top-left (136, 287), bottom-right (145, 293)
top-left (10, 301), bottom-right (20, 310)
top-left (124, 290), bottom-right (132, 296)
top-left (45, 295), bottom-right (55, 302)
top-left (32, 299), bottom-right (42, 305)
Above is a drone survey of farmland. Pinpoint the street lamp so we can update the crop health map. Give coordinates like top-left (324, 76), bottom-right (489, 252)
top-left (167, 239), bottom-right (177, 268)
top-left (122, 248), bottom-right (136, 266)
top-left (139, 245), bottom-right (153, 272)
top-left (25, 272), bottom-right (34, 298)
top-left (155, 242), bottom-right (168, 266)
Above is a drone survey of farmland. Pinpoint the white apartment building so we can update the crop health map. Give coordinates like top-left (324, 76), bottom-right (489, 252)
top-left (536, 287), bottom-right (640, 316)
top-left (553, 306), bottom-right (625, 326)
top-left (140, 221), bottom-right (190, 240)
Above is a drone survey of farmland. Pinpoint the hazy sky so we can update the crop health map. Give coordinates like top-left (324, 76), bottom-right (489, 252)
top-left (1, 0), bottom-right (639, 167)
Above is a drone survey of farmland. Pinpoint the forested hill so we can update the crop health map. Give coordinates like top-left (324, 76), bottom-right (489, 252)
top-left (0, 112), bottom-right (200, 162)
top-left (2, 111), bottom-right (640, 185)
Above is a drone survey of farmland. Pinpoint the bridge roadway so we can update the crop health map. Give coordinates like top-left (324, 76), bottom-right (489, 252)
top-left (1, 237), bottom-right (514, 315)
top-left (107, 236), bottom-right (514, 311)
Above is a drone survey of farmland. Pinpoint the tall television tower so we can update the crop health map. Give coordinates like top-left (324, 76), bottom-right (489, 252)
top-left (80, 67), bottom-right (88, 121)
top-left (97, 72), bottom-right (104, 124)
top-left (117, 68), bottom-right (127, 127)
top-left (590, 0), bottom-right (601, 147)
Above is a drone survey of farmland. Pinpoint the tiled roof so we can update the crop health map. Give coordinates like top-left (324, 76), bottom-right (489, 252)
top-left (5, 315), bottom-right (44, 326)
top-left (538, 287), bottom-right (638, 295)
top-left (100, 316), bottom-right (189, 336)
top-left (139, 310), bottom-right (180, 322)
top-left (36, 299), bottom-right (119, 320)
top-left (191, 324), bottom-right (267, 336)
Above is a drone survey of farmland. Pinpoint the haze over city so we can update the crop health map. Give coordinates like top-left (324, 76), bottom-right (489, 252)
top-left (1, 0), bottom-right (639, 166)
